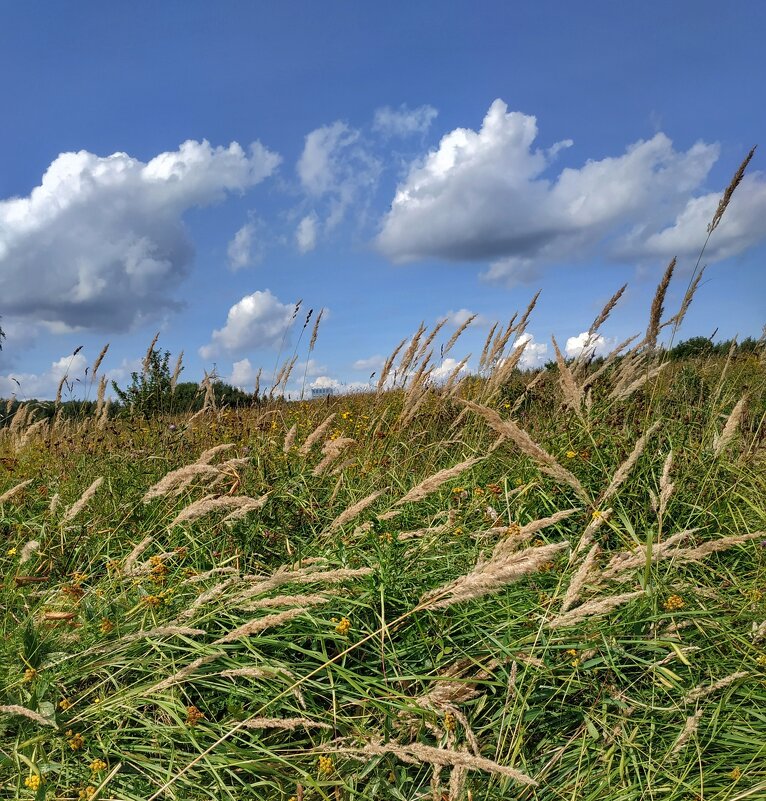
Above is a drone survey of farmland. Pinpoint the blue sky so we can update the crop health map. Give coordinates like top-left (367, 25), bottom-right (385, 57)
top-left (1, 1), bottom-right (764, 399)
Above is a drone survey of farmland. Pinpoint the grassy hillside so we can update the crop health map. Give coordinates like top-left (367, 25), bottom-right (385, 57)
top-left (1, 308), bottom-right (765, 800)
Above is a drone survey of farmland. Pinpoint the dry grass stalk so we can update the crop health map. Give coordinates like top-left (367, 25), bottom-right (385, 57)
top-left (0, 478), bottom-right (33, 503)
top-left (417, 318), bottom-right (448, 364)
top-left (517, 290), bottom-right (541, 334)
top-left (184, 566), bottom-right (239, 584)
top-left (645, 258), bottom-right (676, 349)
top-left (395, 458), bottom-right (481, 506)
top-left (685, 671), bottom-right (748, 703)
top-left (219, 665), bottom-right (294, 680)
top-left (229, 566), bottom-right (372, 606)
top-left (91, 343), bottom-right (110, 375)
top-left (572, 508), bottom-right (612, 559)
top-left (589, 284), bottom-right (627, 337)
top-left (670, 708), bottom-right (704, 756)
top-left (118, 626), bottom-right (206, 645)
top-left (420, 541), bottom-right (569, 610)
top-left (347, 741), bottom-right (536, 787)
top-left (213, 608), bottom-right (308, 644)
top-left (171, 494), bottom-right (268, 526)
top-left (312, 437), bottom-right (354, 476)
top-left (143, 332), bottom-right (160, 372)
top-left (713, 396), bottom-right (746, 457)
top-left (443, 354), bottom-right (471, 394)
top-left (600, 528), bottom-right (697, 580)
top-left (62, 477), bottom-right (104, 523)
top-left (443, 314), bottom-right (477, 357)
top-left (708, 146), bottom-right (756, 233)
top-left (180, 576), bottom-right (242, 619)
top-left (299, 414), bottom-right (336, 456)
top-left (398, 322), bottom-right (427, 382)
top-left (143, 464), bottom-right (222, 501)
top-left (461, 400), bottom-right (590, 502)
top-left (196, 443), bottom-right (235, 464)
top-left (598, 421), bottom-right (660, 505)
top-left (560, 544), bottom-right (601, 613)
top-left (414, 660), bottom-right (498, 711)
top-left (668, 532), bottom-right (763, 564)
top-left (20, 540), bottom-right (40, 564)
top-left (327, 489), bottom-right (387, 532)
top-left (222, 495), bottom-right (270, 523)
top-left (94, 375), bottom-right (107, 419)
top-left (552, 336), bottom-right (582, 411)
top-left (582, 334), bottom-right (640, 391)
top-left (148, 652), bottom-right (222, 694)
top-left (478, 322), bottom-right (499, 373)
top-left (653, 451), bottom-right (675, 519)
top-left (0, 704), bottom-right (57, 728)
top-left (547, 591), bottom-right (643, 628)
top-left (9, 403), bottom-right (28, 432)
top-left (611, 362), bottom-right (668, 401)
top-left (283, 424), bottom-right (298, 453)
top-left (238, 593), bottom-right (330, 611)
top-left (377, 337), bottom-right (407, 391)
top-left (242, 716), bottom-right (331, 731)
top-left (123, 535), bottom-right (153, 574)
top-left (170, 351), bottom-right (184, 391)
top-left (668, 266), bottom-right (706, 330)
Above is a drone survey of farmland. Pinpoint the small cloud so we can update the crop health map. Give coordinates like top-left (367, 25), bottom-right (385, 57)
top-left (199, 290), bottom-right (295, 360)
top-left (431, 357), bottom-right (469, 382)
top-left (565, 331), bottom-right (613, 359)
top-left (296, 213), bottom-right (318, 253)
top-left (229, 358), bottom-right (259, 390)
top-left (227, 221), bottom-right (260, 270)
top-left (444, 308), bottom-right (488, 327)
top-left (373, 103), bottom-right (438, 138)
top-left (353, 354), bottom-right (385, 372)
top-left (513, 333), bottom-right (548, 369)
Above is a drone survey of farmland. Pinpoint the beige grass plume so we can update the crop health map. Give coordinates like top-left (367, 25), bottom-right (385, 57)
top-left (685, 671), bottom-right (748, 703)
top-left (420, 540), bottom-right (569, 610)
top-left (143, 331), bottom-right (160, 372)
top-left (460, 400), bottom-right (590, 503)
top-left (62, 477), bottom-right (104, 523)
top-left (645, 257), bottom-right (676, 349)
top-left (560, 544), bottom-right (601, 613)
top-left (299, 413), bottom-right (336, 456)
top-left (708, 146), bottom-right (756, 233)
top-left (713, 395), bottom-right (746, 457)
top-left (443, 314), bottom-right (477, 357)
top-left (547, 590), bottom-right (644, 628)
top-left (241, 716), bottom-right (331, 731)
top-left (283, 423), bottom-right (298, 453)
top-left (91, 343), bottom-right (110, 376)
top-left (196, 443), bottom-right (235, 464)
top-left (170, 494), bottom-right (268, 526)
top-left (327, 489), bottom-right (387, 532)
top-left (0, 478), bottom-right (33, 503)
top-left (0, 704), bottom-right (57, 728)
top-left (213, 608), bottom-right (309, 644)
top-left (395, 457), bottom-right (482, 506)
top-left (598, 421), bottom-right (660, 505)
top-left (143, 464), bottom-right (222, 501)
top-left (377, 336), bottom-right (407, 391)
top-left (170, 351), bottom-right (184, 391)
top-left (312, 437), bottom-right (354, 476)
top-left (551, 335), bottom-right (582, 412)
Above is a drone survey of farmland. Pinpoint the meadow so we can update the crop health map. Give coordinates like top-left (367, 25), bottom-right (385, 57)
top-left (1, 162), bottom-right (765, 800)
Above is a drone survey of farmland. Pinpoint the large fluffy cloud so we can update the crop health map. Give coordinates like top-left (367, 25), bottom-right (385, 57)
top-left (199, 290), bottom-right (296, 360)
top-left (375, 99), bottom-right (765, 281)
top-left (0, 140), bottom-right (281, 331)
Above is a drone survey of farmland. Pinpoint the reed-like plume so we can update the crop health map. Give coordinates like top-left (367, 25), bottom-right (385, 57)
top-left (62, 477), bottom-right (104, 523)
top-left (598, 421), bottom-right (660, 505)
top-left (547, 590), bottom-right (644, 628)
top-left (327, 489), bottom-right (387, 532)
top-left (299, 413), bottom-right (336, 456)
top-left (713, 395), bottom-right (746, 457)
top-left (395, 457), bottom-right (481, 506)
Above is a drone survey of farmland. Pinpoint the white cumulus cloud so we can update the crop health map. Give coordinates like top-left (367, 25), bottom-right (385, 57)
top-left (431, 357), bottom-right (469, 382)
top-left (199, 290), bottom-right (295, 360)
top-left (0, 140), bottom-right (281, 331)
top-left (353, 354), bottom-right (385, 372)
top-left (373, 104), bottom-right (438, 138)
top-left (0, 352), bottom-right (87, 400)
top-left (513, 333), bottom-right (548, 369)
top-left (444, 308), bottom-right (488, 327)
top-left (565, 331), bottom-right (612, 359)
top-left (227, 221), bottom-right (260, 270)
top-left (375, 99), bottom-right (743, 282)
top-left (296, 213), bottom-right (318, 253)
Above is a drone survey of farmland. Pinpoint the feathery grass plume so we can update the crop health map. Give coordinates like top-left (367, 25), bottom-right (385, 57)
top-left (600, 528), bottom-right (696, 580)
top-left (312, 437), bottom-right (354, 476)
top-left (460, 400), bottom-right (590, 502)
top-left (252, 366), bottom-right (262, 400)
top-left (219, 665), bottom-right (295, 679)
top-left (55, 376), bottom-right (66, 406)
top-left (582, 334), bottom-right (640, 391)
top-left (283, 424), bottom-right (297, 453)
top-left (751, 621), bottom-right (766, 642)
top-left (478, 322), bottom-right (499, 373)
top-left (611, 362), bottom-right (668, 401)
top-left (180, 576), bottom-right (242, 619)
top-left (62, 476), bottom-right (103, 523)
top-left (560, 544), bottom-right (601, 613)
top-left (668, 265), bottom-right (707, 331)
top-left (117, 626), bottom-right (206, 645)
top-left (170, 351), bottom-right (184, 392)
top-left (241, 716), bottom-right (331, 731)
top-left (670, 708), bottom-right (704, 756)
top-left (413, 659), bottom-right (499, 711)
top-left (143, 464), bottom-right (222, 501)
top-left (416, 318), bottom-right (448, 364)
top-left (91, 343), bottom-right (110, 376)
top-left (327, 489), bottom-right (388, 532)
top-left (708, 146), bottom-right (756, 233)
top-left (552, 335), bottom-right (582, 412)
top-left (238, 593), bottom-right (330, 611)
top-left (713, 395), bottom-right (746, 457)
top-left (378, 336), bottom-right (407, 391)
top-left (228, 567), bottom-right (372, 606)
top-left (516, 289), bottom-right (541, 335)
top-left (589, 284), bottom-right (628, 338)
top-left (685, 671), bottom-right (748, 703)
top-left (123, 535), bottom-right (154, 574)
top-left (213, 608), bottom-right (309, 644)
top-left (20, 539), bottom-right (40, 564)
top-left (341, 742), bottom-right (536, 787)
top-left (171, 494), bottom-right (268, 526)
top-left (94, 374), bottom-right (107, 419)
top-left (48, 492), bottom-right (60, 514)
top-left (200, 370), bottom-right (217, 410)
top-left (509, 370), bottom-right (545, 414)
top-left (484, 341), bottom-right (531, 400)
top-left (443, 314), bottom-right (477, 357)
top-left (667, 531), bottom-right (763, 564)
top-left (0, 478), bottom-right (33, 504)
top-left (398, 322), bottom-right (427, 383)
top-left (184, 566), bottom-right (239, 584)
top-left (0, 704), bottom-right (57, 728)
top-left (299, 413), bottom-right (336, 456)
top-left (443, 354), bottom-right (471, 394)
top-left (652, 450), bottom-right (675, 519)
top-left (547, 590), bottom-right (643, 628)
top-left (645, 257), bottom-right (676, 349)
top-left (222, 494), bottom-right (270, 523)
top-left (196, 443), bottom-right (235, 464)
top-left (420, 541), bottom-right (568, 610)
top-left (598, 421), bottom-right (660, 505)
top-left (9, 403), bottom-right (28, 432)
top-left (395, 458), bottom-right (481, 506)
top-left (148, 652), bottom-right (223, 694)
top-left (143, 331), bottom-right (160, 373)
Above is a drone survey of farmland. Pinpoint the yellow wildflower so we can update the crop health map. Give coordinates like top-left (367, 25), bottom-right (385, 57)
top-left (317, 755), bottom-right (334, 775)
top-left (79, 787), bottom-right (96, 800)
top-left (23, 667), bottom-right (37, 683)
top-left (335, 617), bottom-right (351, 636)
top-left (730, 767), bottom-right (742, 781)
top-left (186, 705), bottom-right (205, 727)
top-left (89, 759), bottom-right (107, 773)
top-left (444, 710), bottom-right (456, 731)
top-left (566, 450), bottom-right (577, 459)
top-left (7, 547), bottom-right (17, 556)
top-left (67, 730), bottom-right (85, 750)
top-left (99, 619), bottom-right (114, 635)
top-left (59, 698), bottom-right (72, 711)
top-left (24, 775), bottom-right (41, 791)
top-left (663, 594), bottom-right (685, 612)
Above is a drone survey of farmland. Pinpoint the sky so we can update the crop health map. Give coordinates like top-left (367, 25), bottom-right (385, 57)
top-left (1, 1), bottom-right (765, 400)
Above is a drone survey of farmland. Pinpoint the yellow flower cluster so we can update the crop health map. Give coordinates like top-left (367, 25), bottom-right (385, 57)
top-left (79, 787), bottom-right (96, 799)
top-left (335, 617), bottom-right (351, 636)
top-left (443, 710), bottom-right (456, 731)
top-left (186, 705), bottom-right (205, 727)
top-left (99, 618), bottom-right (114, 635)
top-left (90, 759), bottom-right (107, 773)
top-left (66, 730), bottom-right (85, 750)
top-left (23, 667), bottom-right (37, 683)
top-left (24, 775), bottom-right (41, 791)
top-left (663, 594), bottom-right (685, 612)
top-left (317, 755), bottom-right (334, 775)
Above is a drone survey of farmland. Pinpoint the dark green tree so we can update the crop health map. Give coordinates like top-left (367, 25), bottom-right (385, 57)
top-left (112, 348), bottom-right (174, 418)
